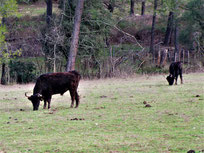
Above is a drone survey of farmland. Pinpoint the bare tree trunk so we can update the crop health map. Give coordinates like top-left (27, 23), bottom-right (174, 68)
top-left (46, 0), bottom-right (52, 25)
top-left (173, 0), bottom-right (179, 62)
top-left (66, 0), bottom-right (84, 72)
top-left (130, 0), bottom-right (135, 15)
top-left (149, 0), bottom-right (158, 54)
top-left (1, 63), bottom-right (6, 85)
top-left (141, 1), bottom-right (145, 15)
top-left (163, 11), bottom-right (174, 45)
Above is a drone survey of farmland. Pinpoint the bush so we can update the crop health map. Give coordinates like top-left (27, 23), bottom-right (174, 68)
top-left (9, 60), bottom-right (37, 83)
top-left (17, 0), bottom-right (39, 4)
top-left (138, 66), bottom-right (169, 74)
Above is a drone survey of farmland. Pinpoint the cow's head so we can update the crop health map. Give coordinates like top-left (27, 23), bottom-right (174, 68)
top-left (166, 75), bottom-right (174, 85)
top-left (25, 93), bottom-right (43, 111)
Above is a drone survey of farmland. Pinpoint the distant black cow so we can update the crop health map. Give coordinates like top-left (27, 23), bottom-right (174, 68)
top-left (25, 70), bottom-right (81, 111)
top-left (166, 62), bottom-right (183, 85)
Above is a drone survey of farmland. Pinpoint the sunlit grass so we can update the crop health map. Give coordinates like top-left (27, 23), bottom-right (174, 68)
top-left (0, 73), bottom-right (203, 152)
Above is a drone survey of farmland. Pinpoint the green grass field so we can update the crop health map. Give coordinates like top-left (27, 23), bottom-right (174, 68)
top-left (0, 73), bottom-right (203, 153)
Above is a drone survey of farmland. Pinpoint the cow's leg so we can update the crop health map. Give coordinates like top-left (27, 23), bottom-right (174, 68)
top-left (175, 70), bottom-right (179, 85)
top-left (43, 100), bottom-right (47, 109)
top-left (75, 91), bottom-right (80, 108)
top-left (180, 70), bottom-right (183, 84)
top-left (69, 90), bottom-right (75, 108)
top-left (175, 75), bottom-right (178, 85)
top-left (47, 99), bottom-right (51, 109)
top-left (47, 98), bottom-right (51, 109)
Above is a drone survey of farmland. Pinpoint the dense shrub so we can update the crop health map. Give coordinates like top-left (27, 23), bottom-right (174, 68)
top-left (9, 60), bottom-right (37, 83)
top-left (138, 66), bottom-right (169, 74)
top-left (17, 0), bottom-right (39, 4)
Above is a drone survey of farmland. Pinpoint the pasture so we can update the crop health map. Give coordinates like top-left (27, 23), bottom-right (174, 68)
top-left (0, 73), bottom-right (203, 152)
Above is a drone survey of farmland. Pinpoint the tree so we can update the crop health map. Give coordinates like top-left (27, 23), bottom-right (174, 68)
top-left (174, 15), bottom-right (179, 62)
top-left (130, 0), bottom-right (135, 15)
top-left (1, 62), bottom-right (6, 85)
top-left (45, 0), bottom-right (112, 76)
top-left (45, 0), bottom-right (52, 25)
top-left (0, 0), bottom-right (18, 84)
top-left (162, 0), bottom-right (182, 46)
top-left (163, 11), bottom-right (174, 45)
top-left (173, 0), bottom-right (179, 61)
top-left (141, 0), bottom-right (146, 15)
top-left (149, 0), bottom-right (158, 54)
top-left (66, 0), bottom-right (85, 71)
top-left (0, 17), bottom-right (7, 85)
top-left (162, 0), bottom-right (189, 61)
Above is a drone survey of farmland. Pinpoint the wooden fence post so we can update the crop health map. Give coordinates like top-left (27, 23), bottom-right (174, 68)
top-left (161, 49), bottom-right (168, 66)
top-left (157, 50), bottom-right (161, 66)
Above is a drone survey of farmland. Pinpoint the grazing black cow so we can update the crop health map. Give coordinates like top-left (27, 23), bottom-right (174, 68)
top-left (166, 62), bottom-right (183, 85)
top-left (25, 70), bottom-right (81, 111)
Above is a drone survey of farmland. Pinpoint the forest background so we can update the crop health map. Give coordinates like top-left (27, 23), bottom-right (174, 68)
top-left (0, 0), bottom-right (203, 84)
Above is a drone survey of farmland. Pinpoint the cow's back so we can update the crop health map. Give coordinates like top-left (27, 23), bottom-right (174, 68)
top-left (169, 62), bottom-right (182, 74)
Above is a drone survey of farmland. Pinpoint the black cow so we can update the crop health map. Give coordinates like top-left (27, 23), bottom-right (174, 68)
top-left (25, 70), bottom-right (81, 111)
top-left (166, 62), bottom-right (183, 85)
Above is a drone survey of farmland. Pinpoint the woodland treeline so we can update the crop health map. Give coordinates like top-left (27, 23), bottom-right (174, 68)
top-left (0, 0), bottom-right (203, 84)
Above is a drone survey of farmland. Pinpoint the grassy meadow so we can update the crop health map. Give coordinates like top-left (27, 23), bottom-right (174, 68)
top-left (0, 73), bottom-right (203, 152)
